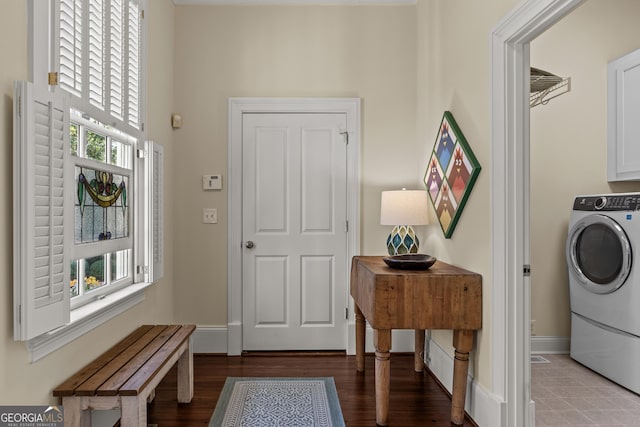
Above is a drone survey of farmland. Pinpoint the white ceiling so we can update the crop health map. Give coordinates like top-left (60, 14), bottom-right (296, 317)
top-left (173, 0), bottom-right (416, 5)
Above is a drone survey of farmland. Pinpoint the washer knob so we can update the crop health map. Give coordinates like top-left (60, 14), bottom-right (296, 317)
top-left (594, 197), bottom-right (607, 210)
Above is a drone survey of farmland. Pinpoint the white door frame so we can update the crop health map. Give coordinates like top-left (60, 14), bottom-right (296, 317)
top-left (227, 98), bottom-right (361, 356)
top-left (491, 1), bottom-right (584, 426)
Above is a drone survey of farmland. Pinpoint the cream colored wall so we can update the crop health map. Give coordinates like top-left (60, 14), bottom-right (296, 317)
top-left (416, 0), bottom-right (519, 388)
top-left (172, 5), bottom-right (418, 325)
top-left (0, 0), bottom-right (28, 401)
top-left (0, 0), bottom-right (176, 404)
top-left (530, 0), bottom-right (640, 338)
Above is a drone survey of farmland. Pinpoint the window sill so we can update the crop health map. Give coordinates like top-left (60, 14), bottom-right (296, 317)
top-left (26, 282), bottom-right (153, 362)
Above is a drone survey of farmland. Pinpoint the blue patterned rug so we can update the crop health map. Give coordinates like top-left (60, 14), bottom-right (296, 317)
top-left (209, 377), bottom-right (346, 427)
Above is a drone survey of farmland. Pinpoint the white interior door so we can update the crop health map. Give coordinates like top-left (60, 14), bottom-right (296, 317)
top-left (242, 113), bottom-right (348, 351)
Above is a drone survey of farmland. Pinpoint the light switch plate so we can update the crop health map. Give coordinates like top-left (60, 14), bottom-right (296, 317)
top-left (171, 113), bottom-right (182, 129)
top-left (203, 174), bottom-right (222, 190)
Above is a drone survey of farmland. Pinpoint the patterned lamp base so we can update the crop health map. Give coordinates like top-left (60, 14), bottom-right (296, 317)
top-left (386, 225), bottom-right (420, 255)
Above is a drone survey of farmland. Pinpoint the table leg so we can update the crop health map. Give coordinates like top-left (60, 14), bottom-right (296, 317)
top-left (451, 329), bottom-right (474, 425)
top-left (414, 329), bottom-right (425, 372)
top-left (374, 329), bottom-right (391, 427)
top-left (355, 303), bottom-right (365, 372)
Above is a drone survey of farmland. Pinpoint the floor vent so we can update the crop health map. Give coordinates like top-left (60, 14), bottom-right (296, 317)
top-left (530, 355), bottom-right (550, 364)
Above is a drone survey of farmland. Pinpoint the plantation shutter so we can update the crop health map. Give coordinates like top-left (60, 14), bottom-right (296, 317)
top-left (127, 0), bottom-right (141, 128)
top-left (148, 141), bottom-right (164, 282)
top-left (88, 0), bottom-right (105, 109)
top-left (59, 0), bottom-right (83, 98)
top-left (57, 0), bottom-right (144, 136)
top-left (13, 81), bottom-right (71, 341)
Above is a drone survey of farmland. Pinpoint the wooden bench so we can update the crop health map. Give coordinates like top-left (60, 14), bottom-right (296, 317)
top-left (53, 324), bottom-right (196, 427)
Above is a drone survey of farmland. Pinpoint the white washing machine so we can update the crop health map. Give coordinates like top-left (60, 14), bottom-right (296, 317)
top-left (567, 193), bottom-right (640, 394)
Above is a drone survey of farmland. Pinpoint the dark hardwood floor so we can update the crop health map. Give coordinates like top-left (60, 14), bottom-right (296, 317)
top-left (147, 353), bottom-right (477, 426)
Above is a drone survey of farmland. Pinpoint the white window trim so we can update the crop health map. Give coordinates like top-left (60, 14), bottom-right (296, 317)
top-left (26, 282), bottom-right (152, 362)
top-left (18, 1), bottom-right (160, 361)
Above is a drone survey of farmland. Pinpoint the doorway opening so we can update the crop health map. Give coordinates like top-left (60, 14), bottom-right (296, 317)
top-left (491, 1), bottom-right (585, 426)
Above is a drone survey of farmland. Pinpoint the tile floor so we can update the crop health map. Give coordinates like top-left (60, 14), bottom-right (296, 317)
top-left (532, 354), bottom-right (640, 426)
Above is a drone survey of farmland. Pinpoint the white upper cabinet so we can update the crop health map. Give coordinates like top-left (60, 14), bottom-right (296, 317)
top-left (608, 48), bottom-right (640, 181)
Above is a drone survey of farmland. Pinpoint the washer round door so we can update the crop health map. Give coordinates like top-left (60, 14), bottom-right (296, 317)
top-left (566, 214), bottom-right (632, 294)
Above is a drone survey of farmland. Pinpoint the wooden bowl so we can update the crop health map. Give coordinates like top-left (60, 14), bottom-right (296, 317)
top-left (382, 254), bottom-right (437, 270)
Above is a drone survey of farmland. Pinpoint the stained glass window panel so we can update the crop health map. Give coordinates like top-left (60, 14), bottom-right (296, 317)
top-left (75, 167), bottom-right (129, 244)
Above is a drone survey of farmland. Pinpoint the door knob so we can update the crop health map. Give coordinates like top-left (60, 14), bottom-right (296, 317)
top-left (245, 240), bottom-right (254, 249)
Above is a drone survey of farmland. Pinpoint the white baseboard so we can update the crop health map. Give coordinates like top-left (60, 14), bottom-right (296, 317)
top-left (192, 326), bottom-right (228, 353)
top-left (426, 337), bottom-right (504, 427)
top-left (530, 336), bottom-right (569, 354)
top-left (197, 323), bottom-right (416, 355)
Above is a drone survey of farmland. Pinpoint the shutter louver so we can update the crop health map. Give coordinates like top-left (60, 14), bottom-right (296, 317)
top-left (109, 0), bottom-right (124, 121)
top-left (59, 0), bottom-right (83, 97)
top-left (127, 0), bottom-right (141, 129)
top-left (88, 0), bottom-right (105, 110)
top-left (149, 141), bottom-right (163, 282)
top-left (14, 81), bottom-right (71, 341)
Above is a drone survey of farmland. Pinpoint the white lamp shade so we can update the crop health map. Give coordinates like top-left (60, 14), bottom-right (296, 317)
top-left (380, 190), bottom-right (430, 226)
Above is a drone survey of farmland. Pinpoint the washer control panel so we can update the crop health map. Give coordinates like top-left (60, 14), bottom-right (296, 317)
top-left (573, 194), bottom-right (640, 211)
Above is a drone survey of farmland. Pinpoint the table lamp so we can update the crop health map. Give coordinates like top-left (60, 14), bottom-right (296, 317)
top-left (380, 189), bottom-right (429, 255)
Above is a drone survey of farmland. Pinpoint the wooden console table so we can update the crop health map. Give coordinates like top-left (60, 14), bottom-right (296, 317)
top-left (350, 256), bottom-right (482, 426)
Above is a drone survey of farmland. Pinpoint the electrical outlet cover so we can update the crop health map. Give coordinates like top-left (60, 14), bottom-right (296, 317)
top-left (203, 208), bottom-right (217, 224)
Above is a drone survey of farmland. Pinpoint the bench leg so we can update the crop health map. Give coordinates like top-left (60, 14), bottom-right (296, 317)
top-left (121, 396), bottom-right (146, 427)
top-left (177, 339), bottom-right (194, 403)
top-left (62, 397), bottom-right (90, 427)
